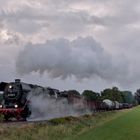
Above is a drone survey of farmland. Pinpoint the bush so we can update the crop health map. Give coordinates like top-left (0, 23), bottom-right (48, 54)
top-left (49, 116), bottom-right (79, 125)
top-left (49, 117), bottom-right (68, 125)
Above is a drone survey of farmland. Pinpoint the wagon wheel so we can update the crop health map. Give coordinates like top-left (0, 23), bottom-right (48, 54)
top-left (16, 116), bottom-right (20, 121)
top-left (22, 117), bottom-right (27, 121)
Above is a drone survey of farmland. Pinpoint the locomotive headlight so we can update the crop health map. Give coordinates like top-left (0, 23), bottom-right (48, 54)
top-left (0, 105), bottom-right (2, 108)
top-left (14, 104), bottom-right (18, 108)
top-left (9, 85), bottom-right (12, 89)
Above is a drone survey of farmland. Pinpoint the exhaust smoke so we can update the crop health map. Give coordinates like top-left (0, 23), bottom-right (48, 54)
top-left (16, 36), bottom-right (128, 83)
top-left (27, 87), bottom-right (91, 121)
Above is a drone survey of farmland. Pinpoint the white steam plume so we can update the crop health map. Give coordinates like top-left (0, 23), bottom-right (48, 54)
top-left (27, 87), bottom-right (90, 121)
top-left (16, 36), bottom-right (128, 83)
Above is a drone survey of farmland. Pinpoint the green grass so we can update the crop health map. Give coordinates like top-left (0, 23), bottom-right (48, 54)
top-left (0, 108), bottom-right (134, 140)
top-left (71, 106), bottom-right (140, 140)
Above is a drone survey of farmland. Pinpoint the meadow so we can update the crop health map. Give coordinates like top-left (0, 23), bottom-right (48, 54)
top-left (0, 107), bottom-right (136, 140)
top-left (72, 106), bottom-right (140, 140)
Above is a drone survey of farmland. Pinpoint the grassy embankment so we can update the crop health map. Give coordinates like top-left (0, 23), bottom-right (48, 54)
top-left (72, 106), bottom-right (140, 140)
top-left (0, 108), bottom-right (135, 140)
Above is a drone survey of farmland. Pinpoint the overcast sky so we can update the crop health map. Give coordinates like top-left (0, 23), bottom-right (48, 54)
top-left (0, 0), bottom-right (140, 93)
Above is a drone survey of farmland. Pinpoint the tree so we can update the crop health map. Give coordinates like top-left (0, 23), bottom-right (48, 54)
top-left (101, 87), bottom-right (123, 102)
top-left (67, 90), bottom-right (80, 97)
top-left (82, 90), bottom-right (100, 101)
top-left (135, 89), bottom-right (140, 104)
top-left (121, 91), bottom-right (135, 104)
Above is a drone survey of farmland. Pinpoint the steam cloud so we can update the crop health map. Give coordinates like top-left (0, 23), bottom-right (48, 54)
top-left (16, 36), bottom-right (128, 82)
top-left (27, 87), bottom-right (90, 121)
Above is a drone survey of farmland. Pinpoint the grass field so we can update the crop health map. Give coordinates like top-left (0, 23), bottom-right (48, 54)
top-left (0, 107), bottom-right (139, 140)
top-left (71, 106), bottom-right (140, 140)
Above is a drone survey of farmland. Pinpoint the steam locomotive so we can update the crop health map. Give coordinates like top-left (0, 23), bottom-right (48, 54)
top-left (0, 79), bottom-right (62, 121)
top-left (0, 79), bottom-right (32, 120)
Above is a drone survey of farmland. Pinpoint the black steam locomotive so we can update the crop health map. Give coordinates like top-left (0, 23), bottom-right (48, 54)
top-left (0, 79), bottom-right (31, 120)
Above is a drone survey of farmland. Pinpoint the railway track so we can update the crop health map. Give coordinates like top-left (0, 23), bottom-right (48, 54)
top-left (0, 119), bottom-right (49, 127)
top-left (0, 108), bottom-right (132, 127)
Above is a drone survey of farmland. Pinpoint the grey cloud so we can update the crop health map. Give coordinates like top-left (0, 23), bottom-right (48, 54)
top-left (0, 0), bottom-right (107, 37)
top-left (1, 0), bottom-right (140, 91)
top-left (0, 0), bottom-right (140, 35)
top-left (0, 7), bottom-right (104, 35)
top-left (46, 11), bottom-right (104, 36)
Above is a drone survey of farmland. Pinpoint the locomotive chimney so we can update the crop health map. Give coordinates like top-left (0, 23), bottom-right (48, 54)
top-left (15, 79), bottom-right (21, 83)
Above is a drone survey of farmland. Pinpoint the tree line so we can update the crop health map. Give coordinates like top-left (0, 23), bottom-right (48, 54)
top-left (67, 87), bottom-right (139, 105)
